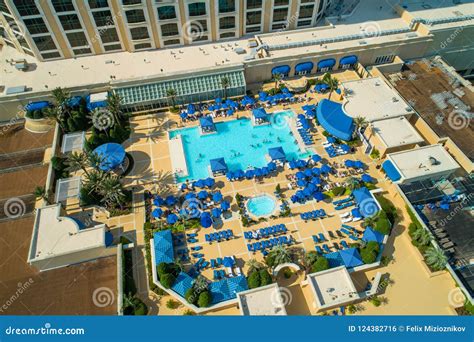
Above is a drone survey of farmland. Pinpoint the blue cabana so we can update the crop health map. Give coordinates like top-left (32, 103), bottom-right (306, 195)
top-left (24, 101), bottom-right (51, 111)
top-left (339, 248), bottom-right (364, 268)
top-left (221, 200), bottom-right (230, 211)
top-left (171, 272), bottom-right (194, 297)
top-left (382, 160), bottom-right (401, 182)
top-left (353, 187), bottom-right (379, 218)
top-left (209, 276), bottom-right (248, 304)
top-left (362, 227), bottom-right (385, 244)
top-left (339, 55), bottom-right (358, 67)
top-left (272, 65), bottom-right (291, 77)
top-left (252, 108), bottom-right (268, 124)
top-left (166, 213), bottom-right (179, 224)
top-left (295, 61), bottom-right (314, 74)
top-left (152, 208), bottom-right (163, 218)
top-left (200, 212), bottom-right (213, 228)
top-left (317, 99), bottom-right (354, 141)
top-left (199, 116), bottom-right (216, 133)
top-left (153, 230), bottom-right (174, 265)
top-left (211, 208), bottom-right (222, 218)
top-left (325, 251), bottom-right (344, 268)
top-left (317, 58), bottom-right (336, 71)
top-left (268, 146), bottom-right (286, 162)
top-left (93, 143), bottom-right (126, 171)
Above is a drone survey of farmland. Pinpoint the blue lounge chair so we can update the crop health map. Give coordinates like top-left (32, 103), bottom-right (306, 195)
top-left (211, 259), bottom-right (217, 268)
top-left (316, 245), bottom-right (324, 254)
top-left (318, 233), bottom-right (326, 241)
top-left (312, 235), bottom-right (319, 243)
top-left (323, 244), bottom-right (331, 253)
top-left (191, 246), bottom-right (202, 251)
top-left (205, 234), bottom-right (211, 242)
top-left (201, 261), bottom-right (209, 268)
top-left (341, 240), bottom-right (349, 248)
top-left (217, 257), bottom-right (223, 265)
top-left (213, 270), bottom-right (219, 280)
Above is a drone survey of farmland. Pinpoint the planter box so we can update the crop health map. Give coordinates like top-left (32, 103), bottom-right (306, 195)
top-left (25, 116), bottom-right (54, 133)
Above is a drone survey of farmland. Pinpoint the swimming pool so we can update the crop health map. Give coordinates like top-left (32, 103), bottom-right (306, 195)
top-left (246, 195), bottom-right (277, 217)
top-left (169, 110), bottom-right (310, 181)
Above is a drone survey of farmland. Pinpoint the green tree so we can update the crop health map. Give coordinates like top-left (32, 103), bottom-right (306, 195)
top-left (247, 271), bottom-right (261, 289)
top-left (99, 174), bottom-right (126, 208)
top-left (272, 73), bottom-right (283, 91)
top-left (412, 228), bottom-right (432, 246)
top-left (221, 76), bottom-right (230, 99)
top-left (197, 291), bottom-right (212, 307)
top-left (106, 92), bottom-right (124, 128)
top-left (246, 258), bottom-right (265, 275)
top-left (322, 73), bottom-right (339, 100)
top-left (259, 269), bottom-right (273, 286)
top-left (33, 186), bottom-right (49, 204)
top-left (424, 246), bottom-right (447, 271)
top-left (346, 176), bottom-right (361, 191)
top-left (43, 106), bottom-right (67, 133)
top-left (311, 257), bottom-right (330, 273)
top-left (160, 273), bottom-right (176, 289)
top-left (354, 116), bottom-right (368, 131)
top-left (268, 245), bottom-right (292, 267)
top-left (66, 151), bottom-right (90, 176)
top-left (166, 88), bottom-right (178, 108)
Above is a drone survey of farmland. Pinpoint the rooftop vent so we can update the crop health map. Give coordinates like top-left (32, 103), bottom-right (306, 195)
top-left (429, 156), bottom-right (440, 166)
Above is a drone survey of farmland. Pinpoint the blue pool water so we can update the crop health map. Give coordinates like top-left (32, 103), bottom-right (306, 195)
top-left (247, 195), bottom-right (276, 217)
top-left (169, 110), bottom-right (310, 181)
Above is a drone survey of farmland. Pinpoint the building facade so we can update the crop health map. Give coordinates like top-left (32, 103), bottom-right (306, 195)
top-left (0, 0), bottom-right (332, 61)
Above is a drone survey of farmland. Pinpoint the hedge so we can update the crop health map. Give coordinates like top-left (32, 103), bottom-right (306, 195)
top-left (247, 271), bottom-right (261, 289)
top-left (197, 291), bottom-right (212, 308)
top-left (360, 241), bottom-right (380, 264)
top-left (259, 269), bottom-right (273, 286)
top-left (160, 273), bottom-right (176, 289)
top-left (311, 257), bottom-right (330, 273)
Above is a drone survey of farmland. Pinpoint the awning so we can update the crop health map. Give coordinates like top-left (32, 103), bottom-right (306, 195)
top-left (316, 99), bottom-right (354, 141)
top-left (93, 143), bottom-right (126, 171)
top-left (382, 160), bottom-right (402, 182)
top-left (153, 230), bottom-right (174, 265)
top-left (362, 227), bottom-right (385, 244)
top-left (24, 101), bottom-right (51, 111)
top-left (352, 187), bottom-right (379, 218)
top-left (339, 55), bottom-right (358, 66)
top-left (199, 116), bottom-right (215, 128)
top-left (317, 58), bottom-right (336, 69)
top-left (272, 65), bottom-right (291, 75)
top-left (339, 248), bottom-right (364, 268)
top-left (252, 108), bottom-right (268, 119)
top-left (268, 146), bottom-right (286, 161)
top-left (210, 158), bottom-right (228, 173)
top-left (295, 62), bottom-right (314, 73)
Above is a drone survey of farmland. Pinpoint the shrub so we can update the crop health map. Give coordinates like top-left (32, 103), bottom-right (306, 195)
top-left (408, 222), bottom-right (418, 237)
top-left (264, 253), bottom-right (276, 268)
top-left (311, 257), bottom-right (330, 273)
top-left (375, 217), bottom-right (391, 235)
top-left (376, 196), bottom-right (398, 223)
top-left (259, 269), bottom-right (273, 286)
top-left (157, 262), bottom-right (169, 278)
top-left (132, 298), bottom-right (148, 315)
top-left (166, 299), bottom-right (179, 309)
top-left (160, 273), bottom-right (176, 289)
top-left (332, 186), bottom-right (346, 197)
top-left (370, 148), bottom-right (380, 160)
top-left (247, 271), bottom-right (261, 289)
top-left (370, 296), bottom-right (382, 307)
top-left (360, 241), bottom-right (380, 264)
top-left (183, 309), bottom-right (196, 316)
top-left (197, 291), bottom-right (212, 308)
top-left (185, 288), bottom-right (197, 305)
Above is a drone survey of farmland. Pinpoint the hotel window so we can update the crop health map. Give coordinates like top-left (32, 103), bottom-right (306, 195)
top-left (246, 0), bottom-right (262, 9)
top-left (134, 42), bottom-right (151, 50)
top-left (163, 38), bottom-right (180, 46)
top-left (104, 43), bottom-right (122, 51)
top-left (157, 6), bottom-right (176, 20)
top-left (73, 47), bottom-right (92, 55)
top-left (246, 11), bottom-right (261, 25)
top-left (125, 9), bottom-right (146, 24)
top-left (23, 18), bottom-right (49, 35)
top-left (66, 31), bottom-right (88, 47)
top-left (92, 10), bottom-right (114, 27)
top-left (100, 28), bottom-right (120, 43)
top-left (220, 32), bottom-right (235, 38)
top-left (219, 0), bottom-right (235, 13)
top-left (188, 3), bottom-right (206, 17)
top-left (273, 8), bottom-right (288, 22)
top-left (194, 19), bottom-right (207, 32)
top-left (17, 36), bottom-right (30, 49)
top-left (274, 0), bottom-right (289, 5)
top-left (219, 17), bottom-right (235, 30)
top-left (58, 14), bottom-right (82, 31)
top-left (33, 36), bottom-right (58, 51)
top-left (0, 0), bottom-right (11, 15)
top-left (130, 26), bottom-right (149, 40)
top-left (246, 26), bottom-right (260, 33)
top-left (122, 0), bottom-right (141, 5)
top-left (299, 4), bottom-right (314, 19)
top-left (51, 0), bottom-right (75, 13)
top-left (161, 23), bottom-right (179, 37)
top-left (88, 0), bottom-right (109, 9)
top-left (12, 0), bottom-right (39, 16)
top-left (41, 51), bottom-right (61, 59)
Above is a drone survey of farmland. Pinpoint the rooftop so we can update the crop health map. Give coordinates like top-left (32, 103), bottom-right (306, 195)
top-left (387, 144), bottom-right (460, 181)
top-left (342, 77), bottom-right (414, 121)
top-left (237, 283), bottom-right (287, 316)
top-left (371, 116), bottom-right (424, 148)
top-left (307, 266), bottom-right (360, 308)
top-left (388, 58), bottom-right (474, 162)
top-left (28, 204), bottom-right (107, 263)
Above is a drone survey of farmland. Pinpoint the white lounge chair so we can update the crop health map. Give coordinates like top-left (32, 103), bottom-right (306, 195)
top-left (234, 267), bottom-right (242, 276)
top-left (341, 216), bottom-right (353, 223)
top-left (339, 212), bottom-right (350, 218)
top-left (226, 267), bottom-right (234, 277)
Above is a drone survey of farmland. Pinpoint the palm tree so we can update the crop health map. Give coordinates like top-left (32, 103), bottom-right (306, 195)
top-left (106, 92), bottom-right (124, 128)
top-left (246, 258), bottom-right (265, 274)
top-left (99, 174), bottom-right (126, 208)
top-left (193, 275), bottom-right (208, 292)
top-left (346, 176), bottom-right (361, 191)
top-left (87, 151), bottom-right (104, 170)
top-left (272, 73), bottom-right (283, 91)
top-left (166, 88), bottom-right (178, 109)
top-left (322, 73), bottom-right (339, 100)
top-left (269, 245), bottom-right (292, 266)
top-left (84, 170), bottom-right (106, 194)
top-left (363, 216), bottom-right (377, 228)
top-left (412, 228), bottom-right (433, 246)
top-left (221, 76), bottom-right (230, 99)
top-left (354, 116), bottom-right (368, 132)
top-left (424, 246), bottom-right (447, 271)
top-left (43, 106), bottom-right (66, 133)
top-left (33, 186), bottom-right (49, 204)
top-left (66, 152), bottom-right (90, 176)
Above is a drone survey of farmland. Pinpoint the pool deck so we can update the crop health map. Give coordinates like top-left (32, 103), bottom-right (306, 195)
top-left (287, 114), bottom-right (310, 153)
top-left (168, 134), bottom-right (189, 178)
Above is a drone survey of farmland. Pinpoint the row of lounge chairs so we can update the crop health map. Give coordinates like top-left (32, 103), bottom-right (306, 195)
top-left (243, 224), bottom-right (288, 240)
top-left (194, 257), bottom-right (210, 271)
top-left (247, 235), bottom-right (292, 252)
top-left (333, 196), bottom-right (353, 206)
top-left (339, 225), bottom-right (359, 241)
top-left (205, 229), bottom-right (233, 243)
top-left (300, 209), bottom-right (327, 220)
top-left (334, 201), bottom-right (354, 210)
top-left (312, 233), bottom-right (327, 243)
top-left (324, 145), bottom-right (349, 158)
top-left (315, 240), bottom-right (350, 254)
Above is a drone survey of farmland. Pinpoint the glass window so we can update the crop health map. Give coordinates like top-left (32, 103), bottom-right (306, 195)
top-left (246, 0), bottom-right (262, 9)
top-left (273, 8), bottom-right (288, 22)
top-left (0, 0), bottom-right (12, 15)
top-left (59, 14), bottom-right (82, 31)
top-left (92, 10), bottom-right (114, 27)
top-left (274, 0), bottom-right (288, 6)
top-left (157, 6), bottom-right (176, 20)
top-left (161, 23), bottom-right (179, 37)
top-left (122, 0), bottom-right (141, 5)
top-left (299, 5), bottom-right (314, 19)
top-left (130, 26), bottom-right (149, 40)
top-left (125, 9), bottom-right (146, 24)
top-left (66, 31), bottom-right (88, 47)
top-left (188, 2), bottom-right (206, 17)
top-left (220, 32), bottom-right (235, 38)
top-left (104, 43), bottom-right (122, 51)
top-left (23, 18), bottom-right (49, 35)
top-left (73, 47), bottom-right (92, 55)
top-left (163, 39), bottom-right (180, 46)
top-left (100, 28), bottom-right (119, 43)
top-left (219, 0), bottom-right (235, 13)
top-left (41, 51), bottom-right (61, 59)
top-left (246, 11), bottom-right (261, 25)
top-left (12, 0), bottom-right (39, 16)
top-left (88, 0), bottom-right (109, 9)
top-left (33, 36), bottom-right (58, 51)
top-left (134, 42), bottom-right (151, 50)
top-left (51, 0), bottom-right (75, 12)
top-left (219, 17), bottom-right (235, 30)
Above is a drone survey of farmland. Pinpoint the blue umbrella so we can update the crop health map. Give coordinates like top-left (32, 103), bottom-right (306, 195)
top-left (180, 183), bottom-right (188, 191)
top-left (153, 196), bottom-right (164, 206)
top-left (289, 160), bottom-right (297, 169)
top-left (185, 192), bottom-right (197, 200)
top-left (344, 160), bottom-right (354, 168)
top-left (341, 144), bottom-right (350, 152)
top-left (180, 112), bottom-right (188, 120)
top-left (245, 169), bottom-right (255, 179)
top-left (254, 168), bottom-right (263, 177)
top-left (312, 154), bottom-right (322, 163)
top-left (204, 177), bottom-right (215, 188)
top-left (198, 190), bottom-right (209, 200)
top-left (304, 169), bottom-right (313, 177)
top-left (297, 179), bottom-right (307, 187)
top-left (311, 168), bottom-right (321, 176)
top-left (212, 191), bottom-right (223, 202)
top-left (261, 167), bottom-right (270, 176)
top-left (321, 164), bottom-right (331, 174)
top-left (200, 212), bottom-right (213, 228)
top-left (222, 256), bottom-right (234, 267)
top-left (226, 171), bottom-right (235, 180)
top-left (354, 161), bottom-right (364, 169)
top-left (310, 177), bottom-right (321, 185)
top-left (211, 208), bottom-right (222, 218)
top-left (306, 183), bottom-right (316, 192)
top-left (166, 195), bottom-right (177, 206)
top-left (194, 179), bottom-right (205, 188)
top-left (361, 174), bottom-right (373, 183)
top-left (152, 208), bottom-right (163, 218)
top-left (302, 187), bottom-right (313, 198)
top-left (296, 171), bottom-right (305, 179)
top-left (314, 191), bottom-right (324, 201)
top-left (167, 213), bottom-right (179, 224)
top-left (221, 200), bottom-right (230, 211)
top-left (327, 137), bottom-right (336, 143)
top-left (267, 162), bottom-right (277, 171)
top-left (235, 169), bottom-right (245, 178)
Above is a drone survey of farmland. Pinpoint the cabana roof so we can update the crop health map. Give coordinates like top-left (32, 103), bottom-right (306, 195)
top-left (268, 146), bottom-right (286, 161)
top-left (252, 108), bottom-right (268, 119)
top-left (171, 272), bottom-right (194, 297)
top-left (199, 116), bottom-right (215, 128)
top-left (153, 230), bottom-right (174, 265)
top-left (352, 187), bottom-right (380, 218)
top-left (93, 143), bottom-right (126, 171)
top-left (316, 99), bottom-right (354, 141)
top-left (210, 157), bottom-right (227, 173)
top-left (209, 275), bottom-right (248, 304)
